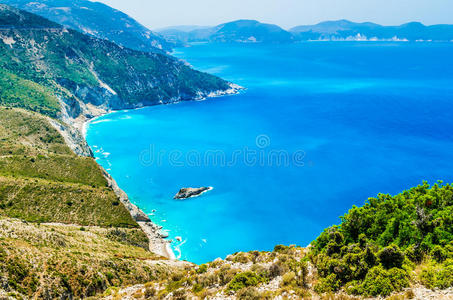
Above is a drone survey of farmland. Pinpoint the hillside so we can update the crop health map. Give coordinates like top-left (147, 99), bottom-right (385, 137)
top-left (0, 108), bottom-right (136, 227)
top-left (98, 183), bottom-right (452, 299)
top-left (0, 217), bottom-right (186, 299)
top-left (0, 0), bottom-right (173, 53)
top-left (0, 4), bottom-right (236, 132)
top-left (0, 108), bottom-right (189, 298)
top-left (157, 20), bottom-right (294, 44)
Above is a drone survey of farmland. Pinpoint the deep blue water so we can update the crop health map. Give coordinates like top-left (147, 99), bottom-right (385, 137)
top-left (86, 42), bottom-right (453, 264)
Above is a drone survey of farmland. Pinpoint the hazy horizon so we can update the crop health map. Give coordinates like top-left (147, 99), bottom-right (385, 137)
top-left (95, 0), bottom-right (453, 30)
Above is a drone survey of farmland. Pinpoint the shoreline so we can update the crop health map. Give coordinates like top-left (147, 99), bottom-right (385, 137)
top-left (67, 85), bottom-right (244, 261)
top-left (80, 108), bottom-right (177, 260)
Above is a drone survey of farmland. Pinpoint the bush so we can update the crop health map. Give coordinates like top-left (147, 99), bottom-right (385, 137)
top-left (378, 245), bottom-right (405, 269)
top-left (405, 244), bottom-right (424, 263)
top-left (236, 287), bottom-right (261, 300)
top-left (227, 272), bottom-right (264, 292)
top-left (144, 286), bottom-right (156, 298)
top-left (314, 273), bottom-right (340, 293)
top-left (192, 283), bottom-right (203, 293)
top-left (431, 245), bottom-right (448, 263)
top-left (172, 288), bottom-right (186, 300)
top-left (420, 259), bottom-right (453, 289)
top-left (197, 273), bottom-right (217, 288)
top-left (281, 271), bottom-right (296, 286)
top-left (233, 252), bottom-right (251, 264)
top-left (361, 266), bottom-right (409, 297)
top-left (268, 262), bottom-right (285, 278)
top-left (218, 266), bottom-right (239, 285)
top-left (196, 264), bottom-right (208, 274)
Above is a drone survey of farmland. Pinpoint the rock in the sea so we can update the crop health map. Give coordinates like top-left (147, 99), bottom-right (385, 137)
top-left (174, 187), bottom-right (213, 199)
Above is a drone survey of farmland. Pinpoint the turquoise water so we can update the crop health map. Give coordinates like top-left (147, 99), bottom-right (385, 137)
top-left (86, 42), bottom-right (453, 264)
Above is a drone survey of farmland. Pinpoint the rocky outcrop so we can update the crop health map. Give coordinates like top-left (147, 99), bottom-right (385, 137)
top-left (101, 167), bottom-right (175, 259)
top-left (47, 117), bottom-right (92, 157)
top-left (174, 187), bottom-right (213, 199)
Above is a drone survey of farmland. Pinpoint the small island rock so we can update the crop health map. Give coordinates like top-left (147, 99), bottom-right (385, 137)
top-left (174, 187), bottom-right (213, 199)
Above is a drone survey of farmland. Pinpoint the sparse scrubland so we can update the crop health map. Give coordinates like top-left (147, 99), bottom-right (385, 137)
top-left (103, 243), bottom-right (452, 299)
top-left (0, 108), bottom-right (182, 299)
top-left (0, 217), bottom-right (180, 299)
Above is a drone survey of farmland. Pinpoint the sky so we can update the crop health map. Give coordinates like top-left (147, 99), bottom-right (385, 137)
top-left (96, 0), bottom-right (452, 30)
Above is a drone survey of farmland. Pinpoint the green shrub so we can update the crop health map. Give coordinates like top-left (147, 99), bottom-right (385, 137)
top-left (310, 182), bottom-right (453, 295)
top-left (236, 287), bottom-right (261, 300)
top-left (314, 273), bottom-right (340, 293)
top-left (281, 271), bottom-right (296, 286)
top-left (196, 264), bottom-right (208, 274)
top-left (378, 245), bottom-right (405, 269)
top-left (233, 252), bottom-right (251, 264)
top-left (420, 259), bottom-right (453, 289)
top-left (227, 272), bottom-right (264, 292)
top-left (361, 266), bottom-right (409, 297)
top-left (431, 245), bottom-right (448, 263)
top-left (192, 283), bottom-right (203, 293)
top-left (268, 262), bottom-right (285, 278)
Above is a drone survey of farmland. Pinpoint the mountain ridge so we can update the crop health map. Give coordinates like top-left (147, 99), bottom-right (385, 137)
top-left (157, 19), bottom-right (294, 44)
top-left (291, 20), bottom-right (453, 41)
top-left (157, 19), bottom-right (453, 44)
top-left (0, 0), bottom-right (174, 52)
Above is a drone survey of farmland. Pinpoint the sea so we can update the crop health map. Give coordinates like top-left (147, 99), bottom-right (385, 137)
top-left (86, 42), bottom-right (453, 264)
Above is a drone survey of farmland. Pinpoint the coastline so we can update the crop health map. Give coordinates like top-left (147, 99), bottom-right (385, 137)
top-left (81, 108), bottom-right (177, 260)
top-left (60, 84), bottom-right (244, 261)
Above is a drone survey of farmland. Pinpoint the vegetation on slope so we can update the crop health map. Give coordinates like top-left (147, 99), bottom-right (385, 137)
top-left (103, 246), bottom-right (311, 299)
top-left (0, 108), bottom-right (136, 227)
top-left (0, 107), bottom-right (69, 156)
top-left (0, 4), bottom-right (232, 119)
top-left (0, 108), bottom-right (188, 299)
top-left (0, 70), bottom-right (61, 117)
top-left (310, 182), bottom-right (453, 296)
top-left (1, 0), bottom-right (174, 53)
top-left (104, 184), bottom-right (452, 299)
top-left (0, 217), bottom-right (178, 299)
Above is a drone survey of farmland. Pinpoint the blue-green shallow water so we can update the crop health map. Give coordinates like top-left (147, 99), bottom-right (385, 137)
top-left (86, 42), bottom-right (453, 264)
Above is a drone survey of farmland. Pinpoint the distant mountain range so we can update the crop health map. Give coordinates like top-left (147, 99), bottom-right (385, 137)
top-left (0, 0), bottom-right (173, 52)
top-left (157, 19), bottom-right (453, 44)
top-left (6, 0), bottom-right (452, 49)
top-left (291, 19), bottom-right (453, 41)
top-left (158, 20), bottom-right (294, 44)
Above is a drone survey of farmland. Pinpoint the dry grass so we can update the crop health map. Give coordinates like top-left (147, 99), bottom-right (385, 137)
top-left (0, 108), bottom-right (136, 227)
top-left (0, 217), bottom-right (180, 299)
